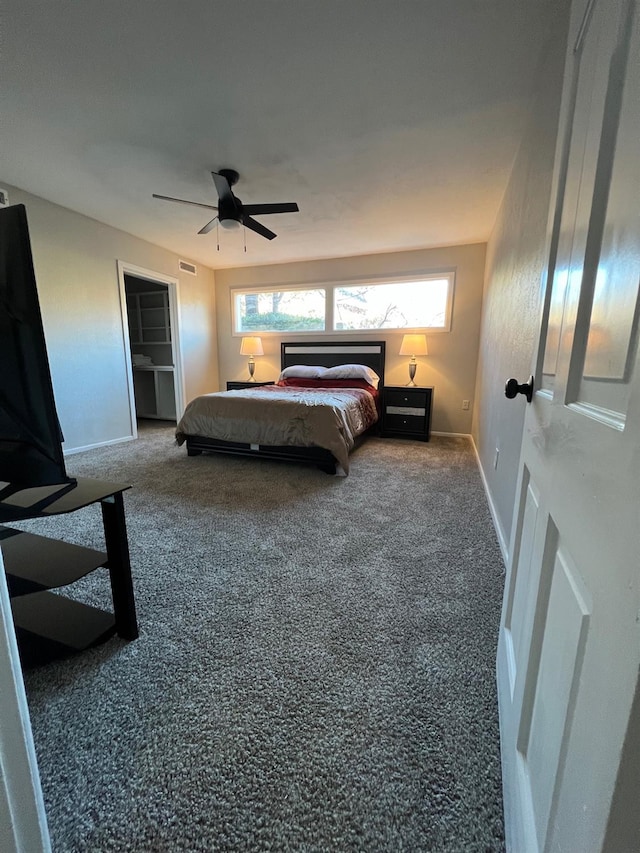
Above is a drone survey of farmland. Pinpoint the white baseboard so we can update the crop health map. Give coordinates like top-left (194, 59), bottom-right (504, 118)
top-left (63, 434), bottom-right (134, 456)
top-left (431, 431), bottom-right (472, 439)
top-left (470, 435), bottom-right (509, 566)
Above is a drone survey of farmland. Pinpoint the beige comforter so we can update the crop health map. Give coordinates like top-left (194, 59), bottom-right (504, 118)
top-left (175, 385), bottom-right (378, 473)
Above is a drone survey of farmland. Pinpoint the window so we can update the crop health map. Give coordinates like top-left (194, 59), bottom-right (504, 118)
top-left (234, 287), bottom-right (325, 333)
top-left (232, 272), bottom-right (454, 335)
top-left (334, 276), bottom-right (452, 331)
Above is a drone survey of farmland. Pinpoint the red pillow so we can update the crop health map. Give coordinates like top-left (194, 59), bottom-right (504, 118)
top-left (278, 377), bottom-right (378, 397)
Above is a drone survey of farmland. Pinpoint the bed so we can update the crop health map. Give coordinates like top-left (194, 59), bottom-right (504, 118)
top-left (176, 340), bottom-right (386, 474)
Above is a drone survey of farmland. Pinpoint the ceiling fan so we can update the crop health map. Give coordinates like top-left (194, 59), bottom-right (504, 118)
top-left (152, 169), bottom-right (299, 240)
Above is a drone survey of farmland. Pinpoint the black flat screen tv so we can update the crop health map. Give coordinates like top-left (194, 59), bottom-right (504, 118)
top-left (0, 203), bottom-right (72, 493)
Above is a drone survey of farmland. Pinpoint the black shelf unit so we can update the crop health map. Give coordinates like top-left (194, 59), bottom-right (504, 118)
top-left (0, 478), bottom-right (138, 668)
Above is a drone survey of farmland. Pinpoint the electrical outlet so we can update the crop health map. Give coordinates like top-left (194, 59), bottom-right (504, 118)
top-left (462, 399), bottom-right (470, 410)
top-left (0, 189), bottom-right (9, 207)
top-left (494, 448), bottom-right (500, 470)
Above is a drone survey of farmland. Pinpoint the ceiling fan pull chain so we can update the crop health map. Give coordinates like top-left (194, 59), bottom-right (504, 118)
top-left (244, 225), bottom-right (247, 253)
top-left (216, 221), bottom-right (220, 251)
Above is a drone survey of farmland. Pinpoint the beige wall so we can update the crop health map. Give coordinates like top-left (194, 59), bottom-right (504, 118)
top-left (215, 243), bottom-right (486, 435)
top-left (471, 5), bottom-right (571, 554)
top-left (4, 185), bottom-right (218, 452)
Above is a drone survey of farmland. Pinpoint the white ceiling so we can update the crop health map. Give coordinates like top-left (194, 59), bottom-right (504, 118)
top-left (3, 1), bottom-right (557, 270)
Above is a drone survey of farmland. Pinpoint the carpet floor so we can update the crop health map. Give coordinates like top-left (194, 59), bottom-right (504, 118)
top-left (15, 423), bottom-right (506, 852)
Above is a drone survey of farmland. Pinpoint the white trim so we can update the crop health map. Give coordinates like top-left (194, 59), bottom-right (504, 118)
top-left (0, 551), bottom-right (51, 853)
top-left (566, 400), bottom-right (625, 431)
top-left (116, 261), bottom-right (186, 425)
top-left (431, 430), bottom-right (472, 438)
top-left (116, 261), bottom-right (138, 440)
top-left (470, 435), bottom-right (509, 566)
top-left (63, 434), bottom-right (134, 456)
top-left (166, 280), bottom-right (186, 417)
top-left (231, 269), bottom-right (455, 336)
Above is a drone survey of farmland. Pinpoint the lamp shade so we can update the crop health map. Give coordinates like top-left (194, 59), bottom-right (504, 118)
top-left (239, 336), bottom-right (264, 356)
top-left (399, 334), bottom-right (428, 356)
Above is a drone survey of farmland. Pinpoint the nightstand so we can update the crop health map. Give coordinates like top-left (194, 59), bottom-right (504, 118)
top-left (226, 380), bottom-right (276, 390)
top-left (382, 386), bottom-right (433, 441)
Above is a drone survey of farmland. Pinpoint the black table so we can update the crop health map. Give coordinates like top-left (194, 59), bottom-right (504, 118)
top-left (0, 477), bottom-right (138, 667)
top-left (382, 386), bottom-right (433, 441)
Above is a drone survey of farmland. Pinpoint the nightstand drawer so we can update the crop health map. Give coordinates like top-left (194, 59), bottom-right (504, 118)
top-left (385, 388), bottom-right (429, 408)
top-left (384, 413), bottom-right (426, 432)
top-left (386, 404), bottom-right (426, 417)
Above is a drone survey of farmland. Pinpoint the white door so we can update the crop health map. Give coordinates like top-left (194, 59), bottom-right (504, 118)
top-left (497, 0), bottom-right (640, 850)
top-left (0, 550), bottom-right (51, 853)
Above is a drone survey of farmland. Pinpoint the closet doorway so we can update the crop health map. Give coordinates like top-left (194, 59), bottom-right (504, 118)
top-left (117, 261), bottom-right (185, 437)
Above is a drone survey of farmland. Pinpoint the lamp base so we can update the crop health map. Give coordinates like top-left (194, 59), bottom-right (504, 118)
top-left (407, 360), bottom-right (417, 386)
top-left (248, 358), bottom-right (256, 381)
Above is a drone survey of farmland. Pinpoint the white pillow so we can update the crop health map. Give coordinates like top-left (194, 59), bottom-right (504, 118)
top-left (323, 363), bottom-right (380, 389)
top-left (279, 364), bottom-right (328, 380)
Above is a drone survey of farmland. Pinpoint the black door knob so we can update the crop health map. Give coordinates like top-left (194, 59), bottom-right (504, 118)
top-left (505, 375), bottom-right (534, 403)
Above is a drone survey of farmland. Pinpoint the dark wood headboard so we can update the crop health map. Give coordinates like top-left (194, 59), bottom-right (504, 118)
top-left (280, 340), bottom-right (386, 387)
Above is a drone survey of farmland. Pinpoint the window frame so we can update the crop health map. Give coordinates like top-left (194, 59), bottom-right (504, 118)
top-left (231, 283), bottom-right (328, 336)
top-left (230, 271), bottom-right (455, 337)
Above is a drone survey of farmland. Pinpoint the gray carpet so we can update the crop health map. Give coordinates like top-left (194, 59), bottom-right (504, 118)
top-left (15, 423), bottom-right (506, 852)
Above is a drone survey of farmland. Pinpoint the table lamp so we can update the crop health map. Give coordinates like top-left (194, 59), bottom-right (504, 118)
top-left (239, 336), bottom-right (264, 380)
top-left (399, 334), bottom-right (428, 386)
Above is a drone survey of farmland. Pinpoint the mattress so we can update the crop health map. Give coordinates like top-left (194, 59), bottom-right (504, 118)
top-left (175, 384), bottom-right (379, 473)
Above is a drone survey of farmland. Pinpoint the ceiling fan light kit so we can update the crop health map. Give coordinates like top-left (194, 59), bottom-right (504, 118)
top-left (152, 169), bottom-right (299, 245)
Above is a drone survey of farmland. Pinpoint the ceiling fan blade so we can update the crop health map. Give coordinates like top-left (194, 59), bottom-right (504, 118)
top-left (211, 171), bottom-right (236, 206)
top-left (242, 202), bottom-right (299, 216)
top-left (242, 215), bottom-right (277, 240)
top-left (152, 194), bottom-right (217, 211)
top-left (198, 217), bottom-right (218, 235)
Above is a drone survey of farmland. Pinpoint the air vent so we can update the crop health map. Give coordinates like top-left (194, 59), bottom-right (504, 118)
top-left (179, 259), bottom-right (197, 276)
